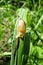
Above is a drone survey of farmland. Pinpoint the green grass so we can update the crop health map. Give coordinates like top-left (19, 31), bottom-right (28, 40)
top-left (0, 0), bottom-right (43, 65)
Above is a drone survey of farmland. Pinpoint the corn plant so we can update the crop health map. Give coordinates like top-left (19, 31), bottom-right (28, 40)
top-left (10, 8), bottom-right (31, 65)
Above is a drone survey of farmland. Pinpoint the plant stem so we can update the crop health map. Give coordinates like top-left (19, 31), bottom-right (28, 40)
top-left (0, 52), bottom-right (11, 57)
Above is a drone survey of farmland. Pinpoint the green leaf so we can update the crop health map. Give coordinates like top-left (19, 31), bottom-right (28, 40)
top-left (16, 8), bottom-right (31, 27)
top-left (0, 25), bottom-right (4, 40)
top-left (10, 19), bottom-right (18, 65)
top-left (17, 32), bottom-right (30, 65)
top-left (17, 39), bottom-right (24, 65)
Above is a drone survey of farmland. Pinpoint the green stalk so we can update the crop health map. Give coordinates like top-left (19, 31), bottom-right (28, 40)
top-left (33, 0), bottom-right (36, 11)
top-left (10, 37), bottom-right (16, 65)
top-left (38, 0), bottom-right (41, 9)
top-left (17, 32), bottom-right (30, 65)
top-left (17, 38), bottom-right (24, 65)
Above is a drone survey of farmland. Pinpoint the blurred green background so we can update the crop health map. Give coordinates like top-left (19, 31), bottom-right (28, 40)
top-left (0, 0), bottom-right (43, 65)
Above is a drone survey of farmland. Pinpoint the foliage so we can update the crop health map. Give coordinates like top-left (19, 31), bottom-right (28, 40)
top-left (0, 0), bottom-right (43, 65)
